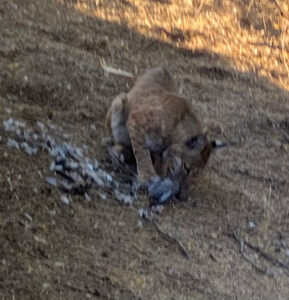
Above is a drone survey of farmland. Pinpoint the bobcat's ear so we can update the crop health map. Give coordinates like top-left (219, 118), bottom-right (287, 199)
top-left (211, 140), bottom-right (227, 148)
top-left (185, 134), bottom-right (207, 149)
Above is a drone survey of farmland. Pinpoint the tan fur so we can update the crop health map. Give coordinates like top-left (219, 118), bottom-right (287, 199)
top-left (105, 66), bottom-right (214, 192)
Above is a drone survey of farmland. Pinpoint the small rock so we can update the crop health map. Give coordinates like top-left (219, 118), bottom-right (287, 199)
top-left (285, 249), bottom-right (289, 257)
top-left (249, 221), bottom-right (255, 228)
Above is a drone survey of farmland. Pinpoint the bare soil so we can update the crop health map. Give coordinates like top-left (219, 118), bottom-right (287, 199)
top-left (1, 0), bottom-right (289, 299)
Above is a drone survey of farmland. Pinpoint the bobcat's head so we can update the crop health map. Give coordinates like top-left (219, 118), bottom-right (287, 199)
top-left (161, 133), bottom-right (226, 179)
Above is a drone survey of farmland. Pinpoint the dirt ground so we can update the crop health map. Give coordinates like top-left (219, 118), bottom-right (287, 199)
top-left (1, 0), bottom-right (289, 299)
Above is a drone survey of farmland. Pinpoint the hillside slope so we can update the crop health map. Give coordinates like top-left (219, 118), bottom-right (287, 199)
top-left (1, 0), bottom-right (289, 299)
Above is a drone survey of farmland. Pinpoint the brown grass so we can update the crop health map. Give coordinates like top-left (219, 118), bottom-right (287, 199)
top-left (72, 0), bottom-right (289, 90)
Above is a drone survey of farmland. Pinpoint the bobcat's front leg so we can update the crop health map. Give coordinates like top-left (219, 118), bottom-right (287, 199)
top-left (128, 119), bottom-right (156, 187)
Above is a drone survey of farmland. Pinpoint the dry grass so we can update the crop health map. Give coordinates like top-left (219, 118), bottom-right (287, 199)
top-left (72, 0), bottom-right (289, 90)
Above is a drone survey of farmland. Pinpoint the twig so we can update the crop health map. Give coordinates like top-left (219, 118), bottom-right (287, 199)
top-left (272, 0), bottom-right (289, 24)
top-left (272, 0), bottom-right (284, 16)
top-left (242, 235), bottom-right (289, 272)
top-left (194, 0), bottom-right (204, 17)
top-left (231, 230), bottom-right (289, 276)
top-left (245, 0), bottom-right (254, 17)
top-left (153, 221), bottom-right (190, 259)
top-left (99, 58), bottom-right (134, 78)
top-left (232, 230), bottom-right (270, 275)
top-left (7, 177), bottom-right (13, 192)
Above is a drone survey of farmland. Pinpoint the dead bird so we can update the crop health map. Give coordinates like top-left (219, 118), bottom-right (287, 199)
top-left (148, 176), bottom-right (181, 207)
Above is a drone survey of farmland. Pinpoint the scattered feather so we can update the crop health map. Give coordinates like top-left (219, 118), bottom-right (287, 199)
top-left (114, 189), bottom-right (133, 205)
top-left (7, 138), bottom-right (20, 150)
top-left (84, 193), bottom-right (91, 201)
top-left (60, 194), bottom-right (70, 204)
top-left (24, 213), bottom-right (33, 222)
top-left (3, 118), bottom-right (138, 210)
top-left (46, 176), bottom-right (58, 187)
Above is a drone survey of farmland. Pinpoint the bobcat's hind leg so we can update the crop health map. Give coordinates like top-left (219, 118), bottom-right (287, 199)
top-left (107, 93), bottom-right (130, 146)
top-left (106, 93), bottom-right (134, 166)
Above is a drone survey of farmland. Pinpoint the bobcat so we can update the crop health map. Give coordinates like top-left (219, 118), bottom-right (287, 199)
top-left (106, 66), bottom-right (224, 199)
